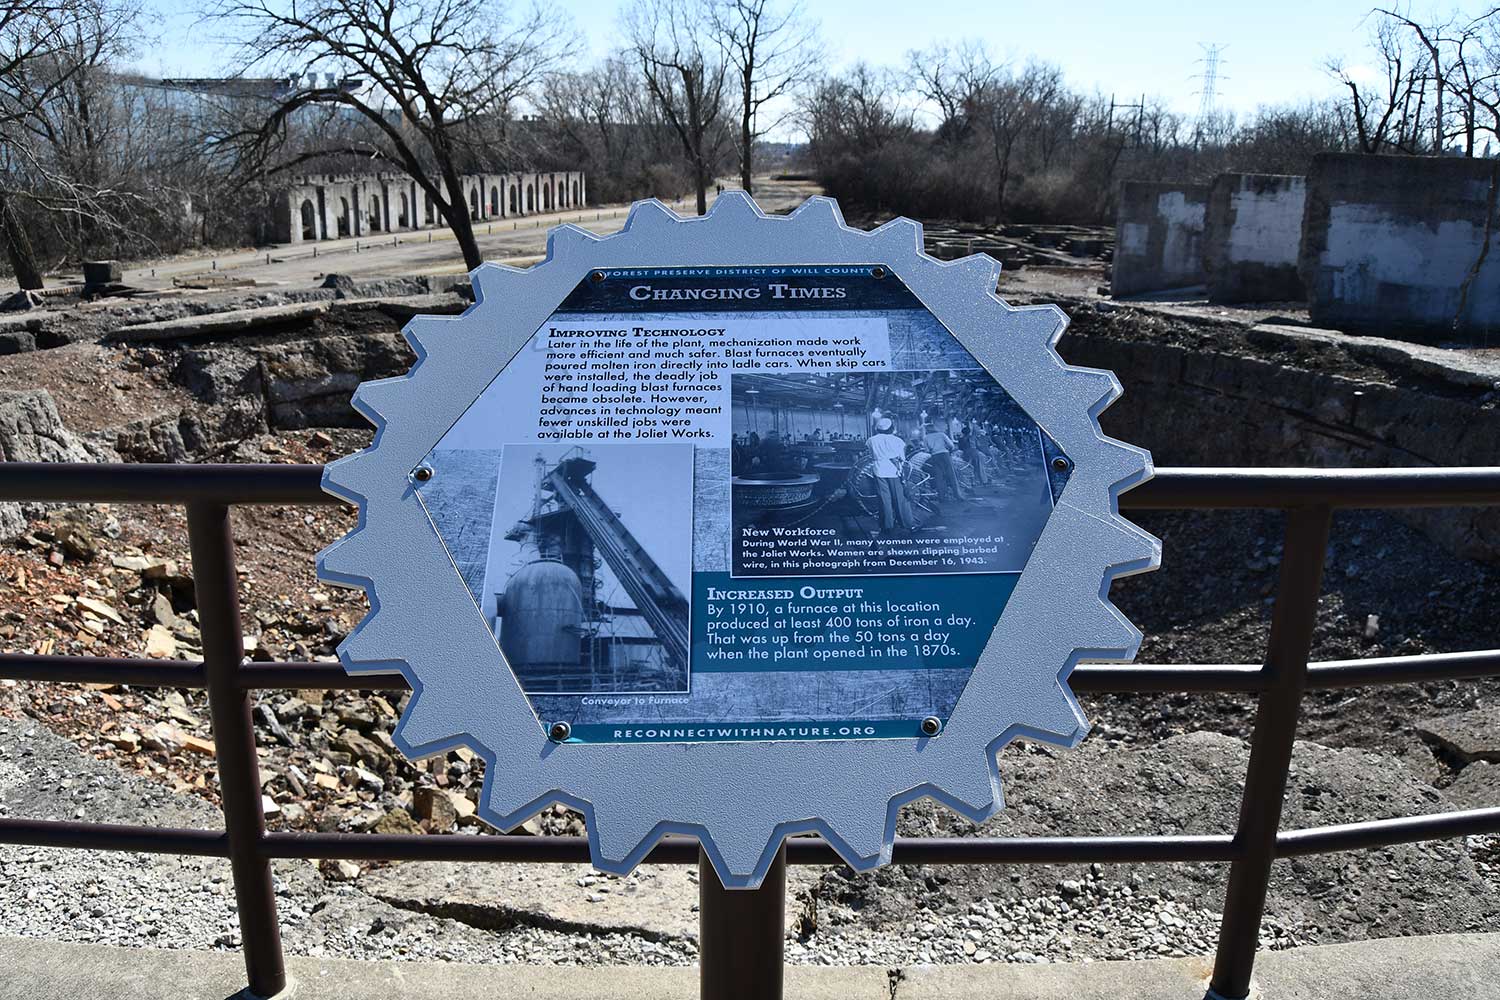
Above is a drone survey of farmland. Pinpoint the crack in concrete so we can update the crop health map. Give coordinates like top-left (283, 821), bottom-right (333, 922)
top-left (363, 889), bottom-right (693, 945)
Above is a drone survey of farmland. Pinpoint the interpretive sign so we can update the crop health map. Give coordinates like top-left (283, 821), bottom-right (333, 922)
top-left (320, 193), bottom-right (1159, 887)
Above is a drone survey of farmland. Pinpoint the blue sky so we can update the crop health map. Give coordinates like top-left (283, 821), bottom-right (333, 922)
top-left (138, 0), bottom-right (1396, 129)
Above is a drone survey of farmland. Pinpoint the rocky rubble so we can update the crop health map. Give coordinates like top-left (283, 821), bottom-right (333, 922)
top-left (0, 389), bottom-right (97, 537)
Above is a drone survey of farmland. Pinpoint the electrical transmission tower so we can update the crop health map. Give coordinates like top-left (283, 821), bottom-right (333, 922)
top-left (1192, 43), bottom-right (1228, 144)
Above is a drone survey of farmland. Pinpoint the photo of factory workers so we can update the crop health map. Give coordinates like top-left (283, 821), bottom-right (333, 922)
top-left (728, 369), bottom-right (1067, 577)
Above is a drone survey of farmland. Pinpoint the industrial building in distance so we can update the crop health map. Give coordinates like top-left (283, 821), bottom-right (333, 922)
top-left (269, 168), bottom-right (588, 245)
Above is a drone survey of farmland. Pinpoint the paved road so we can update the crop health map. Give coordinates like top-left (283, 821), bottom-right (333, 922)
top-left (11, 178), bottom-right (823, 295)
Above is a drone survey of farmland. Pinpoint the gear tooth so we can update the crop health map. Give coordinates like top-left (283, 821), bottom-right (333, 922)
top-left (698, 826), bottom-right (784, 889)
top-left (952, 252), bottom-right (1002, 289)
top-left (477, 260), bottom-right (531, 302)
top-left (474, 768), bottom-right (554, 827)
top-left (315, 531), bottom-right (370, 583)
top-left (587, 808), bottom-right (666, 871)
top-left (871, 215), bottom-right (922, 251)
top-left (1026, 684), bottom-right (1090, 745)
top-left (707, 189), bottom-right (762, 223)
top-left (322, 451), bottom-right (384, 500)
top-left (1106, 520), bottom-right (1163, 580)
top-left (621, 198), bottom-right (681, 234)
top-left (348, 376), bottom-right (409, 422)
top-left (930, 760), bottom-right (1002, 816)
top-left (403, 314), bottom-right (462, 359)
top-left (1063, 366), bottom-right (1123, 414)
top-left (320, 450), bottom-right (377, 500)
top-left (338, 604), bottom-right (403, 662)
top-left (823, 813), bottom-right (890, 869)
top-left (545, 223), bottom-right (600, 259)
top-left (788, 195), bottom-right (847, 229)
top-left (392, 689), bottom-right (464, 752)
top-left (1010, 302), bottom-right (1069, 346)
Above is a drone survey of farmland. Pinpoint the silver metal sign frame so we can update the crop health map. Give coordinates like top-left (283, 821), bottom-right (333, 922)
top-left (318, 192), bottom-right (1159, 888)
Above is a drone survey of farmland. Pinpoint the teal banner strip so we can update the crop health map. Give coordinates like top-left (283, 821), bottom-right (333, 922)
top-left (567, 719), bottom-right (931, 743)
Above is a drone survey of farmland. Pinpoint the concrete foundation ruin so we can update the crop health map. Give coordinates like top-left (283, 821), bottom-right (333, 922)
top-left (1114, 155), bottom-right (1500, 340)
top-left (1204, 173), bottom-right (1307, 304)
top-left (270, 169), bottom-right (587, 244)
top-left (1110, 181), bottom-right (1208, 297)
top-left (1301, 153), bottom-right (1500, 337)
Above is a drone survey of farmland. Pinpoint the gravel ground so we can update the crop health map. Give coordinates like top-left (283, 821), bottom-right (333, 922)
top-left (5, 715), bottom-right (1496, 969)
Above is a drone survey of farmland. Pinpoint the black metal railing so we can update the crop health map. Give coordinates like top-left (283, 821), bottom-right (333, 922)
top-left (2, 462), bottom-right (1499, 1000)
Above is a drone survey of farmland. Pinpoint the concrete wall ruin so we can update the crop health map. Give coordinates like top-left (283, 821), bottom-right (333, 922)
top-left (1300, 153), bottom-right (1500, 337)
top-left (1061, 313), bottom-right (1500, 562)
top-left (271, 170), bottom-right (588, 244)
top-left (1204, 173), bottom-right (1308, 304)
top-left (1110, 181), bottom-right (1209, 297)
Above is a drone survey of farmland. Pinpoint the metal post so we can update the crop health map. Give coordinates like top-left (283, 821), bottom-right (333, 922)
top-left (187, 503), bottom-right (286, 998)
top-left (699, 844), bottom-right (785, 1000)
top-left (1208, 505), bottom-right (1332, 1000)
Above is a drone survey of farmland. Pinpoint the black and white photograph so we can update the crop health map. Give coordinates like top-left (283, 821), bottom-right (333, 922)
top-left (729, 369), bottom-right (1067, 577)
top-left (479, 443), bottom-right (694, 694)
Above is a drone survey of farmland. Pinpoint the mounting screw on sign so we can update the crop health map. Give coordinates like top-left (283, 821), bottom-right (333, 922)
top-left (549, 721), bottom-right (572, 743)
top-left (1052, 456), bottom-right (1071, 472)
top-left (920, 717), bottom-right (943, 737)
top-left (411, 465), bottom-right (433, 483)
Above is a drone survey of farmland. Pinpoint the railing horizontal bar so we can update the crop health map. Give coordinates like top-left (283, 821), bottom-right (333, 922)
top-left (11, 809), bottom-right (1497, 867)
top-left (0, 654), bottom-right (205, 687)
top-left (0, 817), bottom-right (229, 856)
top-left (1276, 806), bottom-right (1500, 857)
top-left (6, 651), bottom-right (1499, 694)
top-left (0, 463), bottom-right (336, 505)
top-left (1304, 650), bottom-right (1500, 688)
top-left (263, 831), bottom-right (1240, 864)
top-left (2, 464), bottom-right (1498, 510)
top-left (883, 835), bottom-right (1240, 864)
top-left (237, 662), bottom-right (409, 691)
top-left (262, 831), bottom-right (693, 863)
top-left (1071, 664), bottom-right (1267, 693)
top-left (1121, 466), bottom-right (1500, 510)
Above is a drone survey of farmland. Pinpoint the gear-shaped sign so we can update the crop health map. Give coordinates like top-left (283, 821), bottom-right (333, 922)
top-left (317, 192), bottom-right (1159, 889)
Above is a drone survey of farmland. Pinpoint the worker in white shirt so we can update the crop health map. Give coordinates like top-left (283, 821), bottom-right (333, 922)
top-left (866, 417), bottom-right (915, 534)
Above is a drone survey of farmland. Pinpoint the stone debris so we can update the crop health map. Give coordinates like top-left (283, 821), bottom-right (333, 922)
top-left (1415, 707), bottom-right (1500, 767)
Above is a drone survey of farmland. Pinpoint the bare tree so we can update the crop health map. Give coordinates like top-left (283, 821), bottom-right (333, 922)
top-left (626, 0), bottom-right (731, 214)
top-left (1328, 14), bottom-right (1429, 153)
top-left (1375, 6), bottom-right (1458, 153)
top-left (1, 0), bottom-right (146, 288)
top-left (207, 0), bottom-right (574, 269)
top-left (905, 41), bottom-right (991, 150)
top-left (969, 61), bottom-right (1066, 217)
top-left (534, 54), bottom-right (688, 202)
top-left (709, 0), bottom-right (818, 193)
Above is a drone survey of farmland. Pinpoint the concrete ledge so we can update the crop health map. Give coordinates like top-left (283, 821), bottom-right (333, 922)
top-left (0, 937), bottom-right (889, 1000)
top-left (899, 932), bottom-right (1500, 998)
top-left (1, 932), bottom-right (1497, 999)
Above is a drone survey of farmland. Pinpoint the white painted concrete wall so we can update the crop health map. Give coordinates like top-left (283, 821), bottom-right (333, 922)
top-left (1225, 181), bottom-right (1305, 267)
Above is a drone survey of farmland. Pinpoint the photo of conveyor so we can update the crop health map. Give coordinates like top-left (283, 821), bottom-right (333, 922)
top-left (494, 447), bottom-right (691, 693)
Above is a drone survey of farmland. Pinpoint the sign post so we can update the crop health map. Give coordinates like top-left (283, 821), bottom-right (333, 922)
top-left (319, 192), bottom-right (1158, 960)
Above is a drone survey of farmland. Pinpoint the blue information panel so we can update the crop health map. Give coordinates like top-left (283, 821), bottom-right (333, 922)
top-left (415, 265), bottom-right (1070, 743)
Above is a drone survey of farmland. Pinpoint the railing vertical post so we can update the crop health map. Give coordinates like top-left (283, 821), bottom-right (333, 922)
top-left (187, 502), bottom-right (286, 998)
top-left (699, 843), bottom-right (785, 1000)
top-left (1208, 504), bottom-right (1332, 1000)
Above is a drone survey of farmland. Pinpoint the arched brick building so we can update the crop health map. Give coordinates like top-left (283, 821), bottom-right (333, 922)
top-left (271, 169), bottom-right (587, 244)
